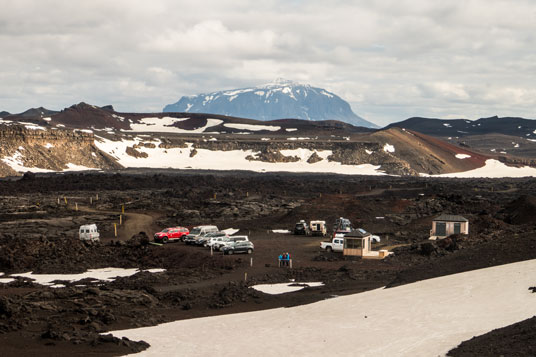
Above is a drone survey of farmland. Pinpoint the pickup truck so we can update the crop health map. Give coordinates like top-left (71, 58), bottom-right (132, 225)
top-left (320, 237), bottom-right (344, 252)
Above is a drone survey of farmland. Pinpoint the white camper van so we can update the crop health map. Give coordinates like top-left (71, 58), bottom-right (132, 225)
top-left (79, 224), bottom-right (100, 242)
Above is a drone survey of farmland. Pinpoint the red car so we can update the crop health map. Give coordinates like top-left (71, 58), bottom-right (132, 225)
top-left (154, 227), bottom-right (189, 243)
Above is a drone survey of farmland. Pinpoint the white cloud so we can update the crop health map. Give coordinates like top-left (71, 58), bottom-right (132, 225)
top-left (1, 0), bottom-right (536, 125)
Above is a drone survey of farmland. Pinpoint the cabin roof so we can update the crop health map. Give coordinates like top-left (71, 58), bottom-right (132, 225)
top-left (433, 214), bottom-right (468, 222)
top-left (345, 228), bottom-right (371, 238)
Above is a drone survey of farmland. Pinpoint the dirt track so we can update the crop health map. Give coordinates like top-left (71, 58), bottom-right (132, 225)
top-left (1, 170), bottom-right (536, 355)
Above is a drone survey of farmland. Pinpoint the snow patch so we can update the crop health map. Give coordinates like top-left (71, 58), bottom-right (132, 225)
top-left (7, 268), bottom-right (165, 286)
top-left (223, 123), bottom-right (281, 132)
top-left (24, 124), bottom-right (46, 131)
top-left (1, 151), bottom-right (54, 173)
top-left (321, 90), bottom-right (334, 98)
top-left (252, 282), bottom-right (324, 295)
top-left (64, 163), bottom-right (96, 172)
top-left (44, 143), bottom-right (54, 149)
top-left (287, 137), bottom-right (310, 141)
top-left (127, 117), bottom-right (222, 134)
top-left (383, 144), bottom-right (395, 153)
top-left (272, 229), bottom-right (291, 234)
top-left (428, 159), bottom-right (536, 178)
top-left (455, 154), bottom-right (471, 159)
top-left (285, 128), bottom-right (298, 132)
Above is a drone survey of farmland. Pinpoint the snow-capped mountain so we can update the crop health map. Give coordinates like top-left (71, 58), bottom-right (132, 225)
top-left (163, 79), bottom-right (378, 128)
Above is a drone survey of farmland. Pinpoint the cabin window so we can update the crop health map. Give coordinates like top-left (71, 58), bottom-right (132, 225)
top-left (344, 238), bottom-right (362, 249)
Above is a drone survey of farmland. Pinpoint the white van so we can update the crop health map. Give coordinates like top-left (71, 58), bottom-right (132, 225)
top-left (183, 225), bottom-right (219, 244)
top-left (79, 224), bottom-right (100, 242)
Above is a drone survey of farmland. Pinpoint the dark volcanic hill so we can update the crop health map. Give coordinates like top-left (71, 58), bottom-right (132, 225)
top-left (386, 116), bottom-right (536, 159)
top-left (387, 116), bottom-right (536, 138)
top-left (51, 102), bottom-right (130, 130)
top-left (163, 78), bottom-right (378, 128)
top-left (18, 107), bottom-right (58, 118)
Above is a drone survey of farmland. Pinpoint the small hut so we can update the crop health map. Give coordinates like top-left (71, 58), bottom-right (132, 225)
top-left (343, 229), bottom-right (371, 257)
top-left (430, 214), bottom-right (469, 240)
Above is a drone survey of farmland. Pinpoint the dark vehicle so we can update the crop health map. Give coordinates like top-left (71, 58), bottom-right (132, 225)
top-left (333, 217), bottom-right (352, 237)
top-left (294, 220), bottom-right (310, 235)
top-left (222, 241), bottom-right (254, 255)
top-left (154, 227), bottom-right (189, 243)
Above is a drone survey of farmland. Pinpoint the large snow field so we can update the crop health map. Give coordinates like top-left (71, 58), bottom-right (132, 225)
top-left (94, 137), bottom-right (385, 175)
top-left (112, 259), bottom-right (536, 356)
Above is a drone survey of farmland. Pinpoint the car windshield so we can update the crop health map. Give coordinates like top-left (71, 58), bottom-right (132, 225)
top-left (190, 228), bottom-right (201, 235)
top-left (161, 228), bottom-right (170, 233)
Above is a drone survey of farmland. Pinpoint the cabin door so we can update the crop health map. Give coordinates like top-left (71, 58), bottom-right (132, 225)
top-left (436, 222), bottom-right (446, 236)
top-left (454, 223), bottom-right (461, 234)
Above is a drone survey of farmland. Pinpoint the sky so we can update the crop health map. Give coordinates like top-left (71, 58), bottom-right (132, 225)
top-left (1, 0), bottom-right (535, 126)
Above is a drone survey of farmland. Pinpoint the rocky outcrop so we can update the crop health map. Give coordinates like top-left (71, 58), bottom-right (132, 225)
top-left (246, 150), bottom-right (299, 163)
top-left (497, 156), bottom-right (536, 168)
top-left (126, 146), bottom-right (148, 158)
top-left (0, 125), bottom-right (122, 177)
top-left (307, 152), bottom-right (323, 163)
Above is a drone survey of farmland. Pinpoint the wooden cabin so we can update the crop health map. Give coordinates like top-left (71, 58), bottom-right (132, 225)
top-left (430, 214), bottom-right (469, 240)
top-left (343, 229), bottom-right (371, 257)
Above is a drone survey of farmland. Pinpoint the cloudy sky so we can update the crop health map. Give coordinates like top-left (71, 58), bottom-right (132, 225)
top-left (1, 0), bottom-right (535, 126)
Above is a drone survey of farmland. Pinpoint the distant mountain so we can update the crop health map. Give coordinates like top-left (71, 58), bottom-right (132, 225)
top-left (0, 111), bottom-right (10, 117)
top-left (18, 107), bottom-right (58, 118)
top-left (387, 116), bottom-right (536, 138)
top-left (163, 78), bottom-right (378, 128)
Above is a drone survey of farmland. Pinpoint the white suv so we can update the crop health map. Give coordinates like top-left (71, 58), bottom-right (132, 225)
top-left (79, 224), bottom-right (100, 242)
top-left (214, 235), bottom-right (249, 251)
top-left (206, 234), bottom-right (229, 249)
